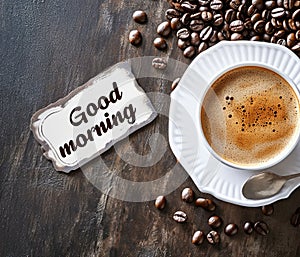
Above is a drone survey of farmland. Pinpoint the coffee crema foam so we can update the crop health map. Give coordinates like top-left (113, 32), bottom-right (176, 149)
top-left (201, 66), bottom-right (300, 167)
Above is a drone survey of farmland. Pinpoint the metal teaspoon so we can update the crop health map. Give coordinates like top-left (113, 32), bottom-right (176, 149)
top-left (242, 172), bottom-right (300, 200)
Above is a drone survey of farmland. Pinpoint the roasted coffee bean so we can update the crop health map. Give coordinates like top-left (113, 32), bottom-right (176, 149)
top-left (178, 38), bottom-right (190, 49)
top-left (210, 0), bottom-right (223, 10)
top-left (292, 42), bottom-right (300, 52)
top-left (262, 10), bottom-right (272, 21)
top-left (157, 21), bottom-right (171, 37)
top-left (198, 41), bottom-right (208, 53)
top-left (283, 19), bottom-right (291, 32)
top-left (265, 0), bottom-right (277, 9)
top-left (207, 231), bottom-right (220, 244)
top-left (155, 195), bottom-right (166, 209)
top-left (277, 0), bottom-right (284, 6)
top-left (243, 221), bottom-right (254, 234)
top-left (295, 21), bottom-right (300, 29)
top-left (224, 223), bottom-right (238, 236)
top-left (254, 221), bottom-right (270, 236)
top-left (184, 45), bottom-right (196, 58)
top-left (244, 19), bottom-right (253, 29)
top-left (292, 9), bottom-right (300, 20)
top-left (165, 8), bottom-right (181, 20)
top-left (190, 12), bottom-right (202, 19)
top-left (201, 11), bottom-right (213, 22)
top-left (199, 6), bottom-right (209, 11)
top-left (277, 38), bottom-right (287, 46)
top-left (192, 230), bottom-right (205, 245)
top-left (295, 0), bottom-right (300, 7)
top-left (230, 20), bottom-right (244, 32)
top-left (237, 11), bottom-right (245, 20)
top-left (261, 204), bottom-right (274, 216)
top-left (181, 1), bottom-right (198, 12)
top-left (198, 0), bottom-right (211, 6)
top-left (283, 0), bottom-right (295, 9)
top-left (238, 3), bottom-right (247, 13)
top-left (287, 32), bottom-right (297, 47)
top-left (290, 207), bottom-right (300, 226)
top-left (252, 0), bottom-right (264, 10)
top-left (225, 9), bottom-right (237, 23)
top-left (230, 0), bottom-right (242, 10)
top-left (263, 33), bottom-right (271, 41)
top-left (231, 32), bottom-right (243, 40)
top-left (221, 24), bottom-right (231, 39)
top-left (265, 22), bottom-right (275, 34)
top-left (274, 29), bottom-right (286, 38)
top-left (195, 198), bottom-right (216, 211)
top-left (181, 187), bottom-right (194, 202)
top-left (288, 19), bottom-right (297, 31)
top-left (173, 210), bottom-right (187, 223)
top-left (208, 215), bottom-right (222, 228)
top-left (217, 31), bottom-right (226, 40)
top-left (190, 32), bottom-right (201, 46)
top-left (133, 10), bottom-right (147, 24)
top-left (200, 26), bottom-right (213, 40)
top-left (271, 18), bottom-right (283, 28)
top-left (177, 28), bottom-right (190, 40)
top-left (153, 37), bottom-right (167, 50)
top-left (270, 35), bottom-right (277, 43)
top-left (152, 57), bottom-right (167, 70)
top-left (250, 35), bottom-right (261, 40)
top-left (251, 13), bottom-right (261, 24)
top-left (190, 19), bottom-right (205, 31)
top-left (254, 20), bottom-right (265, 34)
top-left (181, 13), bottom-right (191, 25)
top-left (210, 30), bottom-right (218, 42)
top-left (129, 30), bottom-right (142, 46)
top-left (171, 18), bottom-right (182, 30)
top-left (247, 4), bottom-right (258, 16)
top-left (271, 7), bottom-right (286, 19)
top-left (171, 77), bottom-right (181, 91)
top-left (213, 13), bottom-right (224, 26)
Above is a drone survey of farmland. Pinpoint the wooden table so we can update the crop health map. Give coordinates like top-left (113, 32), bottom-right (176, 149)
top-left (1, 0), bottom-right (300, 256)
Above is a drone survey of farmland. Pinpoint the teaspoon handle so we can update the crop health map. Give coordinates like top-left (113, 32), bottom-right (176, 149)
top-left (284, 173), bottom-right (300, 180)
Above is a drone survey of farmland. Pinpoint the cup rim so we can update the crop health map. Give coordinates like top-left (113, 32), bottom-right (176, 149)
top-left (198, 63), bottom-right (300, 171)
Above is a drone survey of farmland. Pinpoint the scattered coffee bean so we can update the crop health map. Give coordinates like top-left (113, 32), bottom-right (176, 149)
top-left (224, 223), bottom-right (238, 236)
top-left (171, 77), bottom-right (180, 91)
top-left (254, 221), bottom-right (270, 236)
top-left (173, 210), bottom-right (188, 223)
top-left (287, 32), bottom-right (296, 47)
top-left (201, 11), bottom-right (213, 22)
top-left (210, 0), bottom-right (223, 10)
top-left (181, 187), bottom-right (194, 202)
top-left (153, 37), bottom-right (167, 50)
top-left (129, 30), bottom-right (142, 46)
top-left (208, 215), bottom-right (222, 228)
top-left (155, 195), bottom-right (166, 210)
top-left (200, 26), bottom-right (213, 41)
top-left (243, 221), bottom-right (254, 234)
top-left (271, 7), bottom-right (286, 18)
top-left (157, 21), bottom-right (171, 37)
top-left (290, 207), bottom-right (300, 226)
top-left (195, 198), bottom-right (216, 211)
top-left (165, 9), bottom-right (181, 20)
top-left (190, 32), bottom-right (201, 46)
top-left (152, 57), bottom-right (167, 70)
top-left (170, 18), bottom-right (182, 30)
top-left (192, 230), bottom-right (205, 245)
top-left (231, 32), bottom-right (243, 40)
top-left (183, 46), bottom-right (196, 58)
top-left (180, 13), bottom-right (191, 25)
top-left (177, 38), bottom-right (190, 49)
top-left (207, 230), bottom-right (220, 244)
top-left (177, 28), bottom-right (190, 40)
top-left (133, 10), bottom-right (147, 24)
top-left (261, 204), bottom-right (274, 216)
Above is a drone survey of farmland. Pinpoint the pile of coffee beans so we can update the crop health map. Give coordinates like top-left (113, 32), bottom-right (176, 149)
top-left (154, 187), bottom-right (299, 246)
top-left (153, 0), bottom-right (300, 58)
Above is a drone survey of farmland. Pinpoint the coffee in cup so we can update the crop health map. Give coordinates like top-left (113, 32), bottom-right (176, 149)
top-left (200, 65), bottom-right (300, 169)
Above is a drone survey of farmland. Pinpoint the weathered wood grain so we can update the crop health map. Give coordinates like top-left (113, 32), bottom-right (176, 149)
top-left (1, 0), bottom-right (300, 256)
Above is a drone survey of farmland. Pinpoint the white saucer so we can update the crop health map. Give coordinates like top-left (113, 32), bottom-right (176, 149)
top-left (169, 41), bottom-right (300, 207)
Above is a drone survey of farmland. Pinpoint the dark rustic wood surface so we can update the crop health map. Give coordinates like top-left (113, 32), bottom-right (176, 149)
top-left (1, 0), bottom-right (300, 256)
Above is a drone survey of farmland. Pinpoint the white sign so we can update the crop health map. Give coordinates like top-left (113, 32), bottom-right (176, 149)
top-left (31, 62), bottom-right (157, 173)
